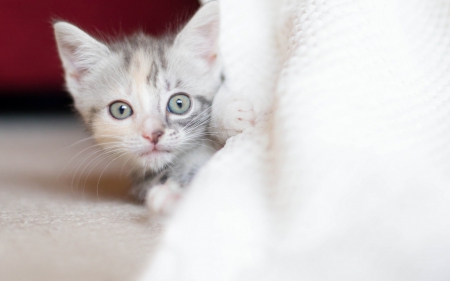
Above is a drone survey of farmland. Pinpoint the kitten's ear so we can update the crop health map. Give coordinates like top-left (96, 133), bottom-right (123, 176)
top-left (53, 22), bottom-right (109, 86)
top-left (175, 1), bottom-right (219, 64)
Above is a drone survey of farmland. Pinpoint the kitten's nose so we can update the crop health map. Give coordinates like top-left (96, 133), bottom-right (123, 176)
top-left (143, 129), bottom-right (164, 144)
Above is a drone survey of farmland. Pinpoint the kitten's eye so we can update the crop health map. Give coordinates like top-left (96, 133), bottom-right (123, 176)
top-left (167, 94), bottom-right (191, 115)
top-left (109, 101), bottom-right (133, 120)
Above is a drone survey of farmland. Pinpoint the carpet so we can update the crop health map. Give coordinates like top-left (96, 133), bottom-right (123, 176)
top-left (0, 115), bottom-right (161, 281)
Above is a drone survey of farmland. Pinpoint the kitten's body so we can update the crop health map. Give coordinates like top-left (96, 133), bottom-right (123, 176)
top-left (54, 3), bottom-right (221, 213)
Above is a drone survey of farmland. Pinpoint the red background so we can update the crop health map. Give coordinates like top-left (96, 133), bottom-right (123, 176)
top-left (0, 0), bottom-right (199, 94)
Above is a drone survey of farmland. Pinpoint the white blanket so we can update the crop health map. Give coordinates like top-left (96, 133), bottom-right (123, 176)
top-left (140, 0), bottom-right (450, 280)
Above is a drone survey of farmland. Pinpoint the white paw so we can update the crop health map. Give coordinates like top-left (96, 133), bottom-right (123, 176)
top-left (223, 99), bottom-right (256, 132)
top-left (146, 180), bottom-right (182, 215)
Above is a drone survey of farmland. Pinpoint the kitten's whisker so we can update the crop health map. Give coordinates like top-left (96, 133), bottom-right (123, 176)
top-left (54, 142), bottom-right (104, 189)
top-left (58, 136), bottom-right (97, 152)
top-left (95, 152), bottom-right (128, 199)
top-left (180, 141), bottom-right (216, 151)
top-left (120, 154), bottom-right (134, 180)
top-left (183, 130), bottom-right (216, 138)
top-left (81, 148), bottom-right (125, 194)
top-left (182, 105), bottom-right (211, 126)
top-left (67, 143), bottom-right (123, 182)
top-left (71, 148), bottom-right (104, 192)
top-left (185, 112), bottom-right (210, 127)
top-left (182, 133), bottom-right (218, 143)
top-left (82, 148), bottom-right (125, 192)
top-left (77, 150), bottom-right (114, 191)
top-left (183, 130), bottom-right (224, 143)
top-left (174, 146), bottom-right (190, 155)
top-left (60, 142), bottom-right (107, 169)
top-left (126, 168), bottom-right (134, 178)
top-left (184, 118), bottom-right (212, 134)
top-left (74, 147), bottom-right (124, 191)
top-left (59, 134), bottom-right (122, 152)
top-left (181, 105), bottom-right (213, 131)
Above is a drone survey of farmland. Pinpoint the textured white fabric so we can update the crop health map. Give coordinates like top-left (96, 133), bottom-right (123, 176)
top-left (141, 0), bottom-right (450, 280)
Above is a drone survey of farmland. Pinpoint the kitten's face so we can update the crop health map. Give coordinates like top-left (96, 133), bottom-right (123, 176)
top-left (54, 3), bottom-right (220, 171)
top-left (82, 36), bottom-right (219, 171)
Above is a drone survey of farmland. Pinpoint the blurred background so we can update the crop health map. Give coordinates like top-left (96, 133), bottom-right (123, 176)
top-left (0, 2), bottom-right (200, 280)
top-left (0, 0), bottom-right (199, 114)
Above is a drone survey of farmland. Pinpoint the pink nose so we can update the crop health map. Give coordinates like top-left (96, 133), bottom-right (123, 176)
top-left (143, 130), bottom-right (164, 144)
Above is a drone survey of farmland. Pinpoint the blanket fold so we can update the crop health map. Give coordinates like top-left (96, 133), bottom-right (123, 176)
top-left (141, 1), bottom-right (450, 280)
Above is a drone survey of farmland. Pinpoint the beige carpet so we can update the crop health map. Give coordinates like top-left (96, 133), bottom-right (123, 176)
top-left (0, 115), bottom-right (161, 281)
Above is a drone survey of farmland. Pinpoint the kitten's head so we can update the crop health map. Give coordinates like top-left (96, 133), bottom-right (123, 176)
top-left (54, 2), bottom-right (220, 171)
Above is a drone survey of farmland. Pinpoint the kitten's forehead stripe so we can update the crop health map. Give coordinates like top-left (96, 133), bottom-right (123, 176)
top-left (157, 43), bottom-right (168, 70)
top-left (123, 50), bottom-right (132, 68)
top-left (165, 80), bottom-right (171, 91)
top-left (148, 61), bottom-right (159, 87)
top-left (109, 34), bottom-right (175, 90)
top-left (109, 33), bottom-right (174, 74)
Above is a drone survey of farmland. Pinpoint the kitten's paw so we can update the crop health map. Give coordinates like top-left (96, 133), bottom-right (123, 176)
top-left (223, 99), bottom-right (256, 132)
top-left (146, 180), bottom-right (182, 215)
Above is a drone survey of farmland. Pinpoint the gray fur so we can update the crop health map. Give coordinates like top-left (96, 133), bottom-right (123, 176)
top-left (54, 2), bottom-right (221, 206)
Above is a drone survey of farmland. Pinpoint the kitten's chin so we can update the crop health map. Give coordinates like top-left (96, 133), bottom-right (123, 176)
top-left (134, 150), bottom-right (175, 171)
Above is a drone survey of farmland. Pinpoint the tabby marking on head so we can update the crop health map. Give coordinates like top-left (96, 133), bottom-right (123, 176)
top-left (54, 2), bottom-right (221, 213)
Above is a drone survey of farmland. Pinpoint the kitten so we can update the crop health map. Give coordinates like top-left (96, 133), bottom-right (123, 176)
top-left (54, 2), bottom-right (221, 214)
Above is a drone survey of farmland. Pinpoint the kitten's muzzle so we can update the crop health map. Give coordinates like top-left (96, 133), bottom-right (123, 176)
top-left (143, 130), bottom-right (164, 145)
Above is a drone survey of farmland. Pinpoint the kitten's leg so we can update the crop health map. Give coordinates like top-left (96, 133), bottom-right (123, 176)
top-left (225, 99), bottom-right (256, 131)
top-left (146, 179), bottom-right (183, 215)
top-left (211, 98), bottom-right (257, 143)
